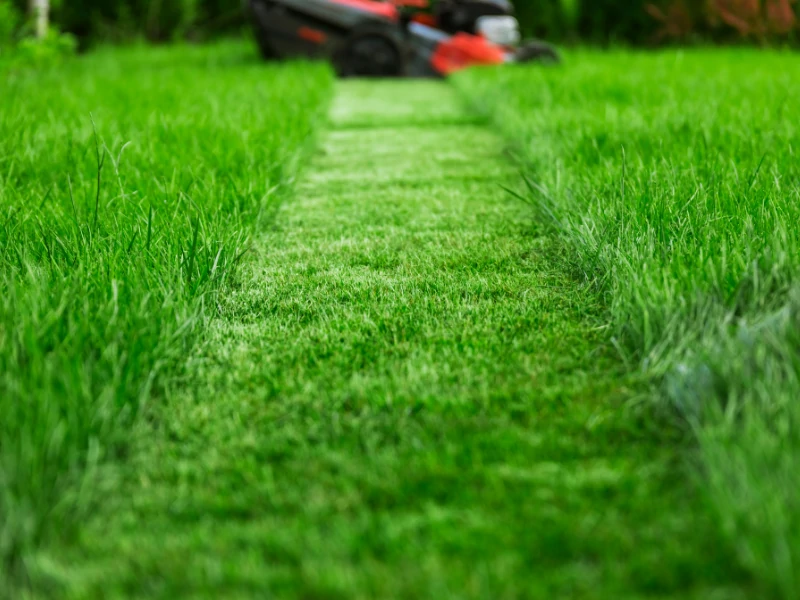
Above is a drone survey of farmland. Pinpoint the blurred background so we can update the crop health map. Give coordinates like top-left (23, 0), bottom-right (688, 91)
top-left (1, 0), bottom-right (797, 52)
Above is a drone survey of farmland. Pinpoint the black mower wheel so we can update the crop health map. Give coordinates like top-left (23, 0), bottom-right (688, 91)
top-left (248, 0), bottom-right (280, 60)
top-left (516, 41), bottom-right (561, 65)
top-left (253, 34), bottom-right (278, 60)
top-left (339, 33), bottom-right (403, 78)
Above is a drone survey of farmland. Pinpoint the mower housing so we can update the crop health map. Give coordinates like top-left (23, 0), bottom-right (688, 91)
top-left (247, 0), bottom-right (559, 78)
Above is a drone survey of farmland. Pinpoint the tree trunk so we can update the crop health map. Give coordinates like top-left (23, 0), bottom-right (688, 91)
top-left (30, 0), bottom-right (49, 39)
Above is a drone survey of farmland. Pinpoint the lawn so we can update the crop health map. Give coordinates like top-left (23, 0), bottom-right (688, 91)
top-left (454, 50), bottom-right (800, 599)
top-left (1, 42), bottom-right (796, 599)
top-left (0, 42), bottom-right (331, 594)
top-left (15, 78), bottom-right (746, 599)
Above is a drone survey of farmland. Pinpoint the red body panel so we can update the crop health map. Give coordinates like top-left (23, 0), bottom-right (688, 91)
top-left (248, 0), bottom-right (551, 78)
top-left (330, 0), bottom-right (398, 21)
top-left (411, 13), bottom-right (437, 26)
top-left (431, 33), bottom-right (506, 75)
top-left (298, 26), bottom-right (327, 43)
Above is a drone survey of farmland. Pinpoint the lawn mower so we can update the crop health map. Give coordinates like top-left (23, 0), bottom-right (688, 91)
top-left (246, 0), bottom-right (560, 77)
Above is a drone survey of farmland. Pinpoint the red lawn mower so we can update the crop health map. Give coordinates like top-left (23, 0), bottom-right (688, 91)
top-left (246, 0), bottom-right (560, 77)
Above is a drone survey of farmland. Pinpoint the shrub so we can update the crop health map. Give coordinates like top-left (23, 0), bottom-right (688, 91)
top-left (0, 0), bottom-right (22, 50)
top-left (9, 0), bottom-right (245, 45)
top-left (1, 1), bottom-right (76, 68)
top-left (514, 0), bottom-right (574, 40)
top-left (644, 0), bottom-right (798, 42)
top-left (15, 28), bottom-right (78, 65)
top-left (514, 0), bottom-right (799, 44)
top-left (709, 0), bottom-right (797, 37)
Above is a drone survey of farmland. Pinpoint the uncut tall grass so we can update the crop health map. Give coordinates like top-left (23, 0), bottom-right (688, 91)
top-left (455, 50), bottom-right (800, 598)
top-left (0, 43), bottom-right (331, 588)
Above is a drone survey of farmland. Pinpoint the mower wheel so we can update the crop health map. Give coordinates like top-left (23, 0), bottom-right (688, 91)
top-left (339, 33), bottom-right (403, 78)
top-left (516, 41), bottom-right (561, 65)
top-left (254, 34), bottom-right (279, 60)
top-left (248, 0), bottom-right (280, 60)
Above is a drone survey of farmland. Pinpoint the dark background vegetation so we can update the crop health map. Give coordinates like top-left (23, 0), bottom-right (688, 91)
top-left (1, 0), bottom-right (798, 47)
top-left (516, 0), bottom-right (798, 45)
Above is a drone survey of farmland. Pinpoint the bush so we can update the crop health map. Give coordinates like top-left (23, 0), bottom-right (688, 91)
top-left (513, 0), bottom-right (799, 44)
top-left (9, 0), bottom-right (245, 46)
top-left (6, 1), bottom-right (800, 58)
top-left (574, 0), bottom-right (656, 43)
top-left (514, 0), bottom-right (574, 40)
top-left (14, 28), bottom-right (78, 65)
top-left (1, 1), bottom-right (76, 68)
top-left (0, 0), bottom-right (22, 50)
top-left (51, 0), bottom-right (199, 43)
top-left (512, 0), bottom-right (656, 43)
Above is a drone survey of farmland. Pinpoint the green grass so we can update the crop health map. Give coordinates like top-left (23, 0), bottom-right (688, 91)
top-left (454, 49), bottom-right (800, 599)
top-left (0, 42), bottom-right (331, 594)
top-left (4, 44), bottom-right (786, 599)
top-left (20, 80), bottom-right (750, 599)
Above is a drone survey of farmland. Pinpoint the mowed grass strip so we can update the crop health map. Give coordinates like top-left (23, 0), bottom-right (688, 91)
top-left (455, 50), bottom-right (800, 598)
top-left (0, 43), bottom-right (331, 592)
top-left (44, 81), bottom-right (747, 599)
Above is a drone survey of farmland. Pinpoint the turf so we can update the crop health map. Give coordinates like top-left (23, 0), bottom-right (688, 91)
top-left (453, 50), bottom-right (800, 599)
top-left (23, 80), bottom-right (751, 599)
top-left (0, 43), bottom-right (331, 595)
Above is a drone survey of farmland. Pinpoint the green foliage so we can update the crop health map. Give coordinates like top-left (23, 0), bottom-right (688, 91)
top-left (0, 2), bottom-right (77, 69)
top-left (18, 79), bottom-right (744, 599)
top-left (0, 0), bottom-right (22, 49)
top-left (513, 0), bottom-right (800, 44)
top-left (512, 0), bottom-right (657, 43)
top-left (455, 50), bottom-right (800, 599)
top-left (8, 0), bottom-right (245, 44)
top-left (0, 42), bottom-right (332, 593)
top-left (572, 0), bottom-right (654, 43)
top-left (6, 0), bottom-right (799, 46)
top-left (513, 0), bottom-right (574, 39)
top-left (13, 29), bottom-right (78, 65)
